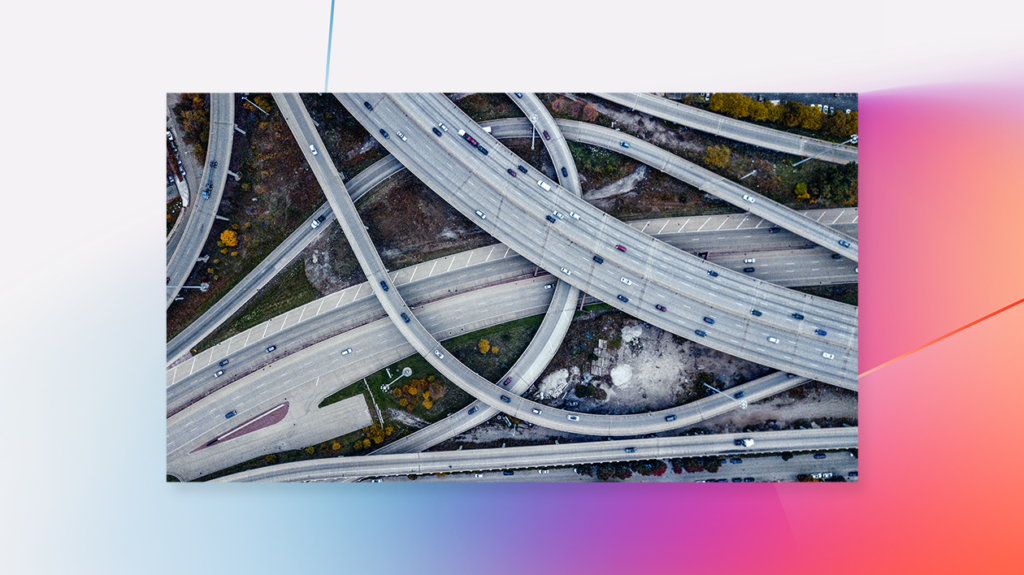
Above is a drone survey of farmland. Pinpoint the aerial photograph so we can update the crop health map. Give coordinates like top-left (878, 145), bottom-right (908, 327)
top-left (166, 92), bottom-right (859, 483)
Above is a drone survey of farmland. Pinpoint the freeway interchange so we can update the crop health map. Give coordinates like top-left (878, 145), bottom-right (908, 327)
top-left (167, 93), bottom-right (858, 482)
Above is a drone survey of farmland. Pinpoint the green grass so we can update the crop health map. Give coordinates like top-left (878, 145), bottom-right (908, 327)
top-left (195, 260), bottom-right (322, 354)
top-left (444, 314), bottom-right (546, 382)
top-left (792, 284), bottom-right (859, 306)
top-left (450, 93), bottom-right (525, 123)
top-left (166, 196), bottom-right (182, 235)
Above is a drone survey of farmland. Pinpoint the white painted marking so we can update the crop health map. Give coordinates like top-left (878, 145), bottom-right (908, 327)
top-left (408, 266), bottom-right (417, 282)
top-left (315, 299), bottom-right (325, 316)
top-left (816, 212), bottom-right (825, 221)
top-left (715, 219), bottom-right (726, 230)
top-left (640, 222), bottom-right (650, 233)
top-left (658, 221), bottom-right (670, 234)
top-left (696, 219), bottom-right (709, 232)
top-left (485, 246), bottom-right (495, 262)
top-left (446, 258), bottom-right (456, 273)
top-left (831, 210), bottom-right (844, 224)
top-left (428, 260), bottom-right (438, 276)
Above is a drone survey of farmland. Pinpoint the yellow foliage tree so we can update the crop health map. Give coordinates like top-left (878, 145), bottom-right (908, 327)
top-left (478, 339), bottom-right (491, 354)
top-left (399, 398), bottom-right (408, 406)
top-left (332, 442), bottom-right (341, 450)
top-left (423, 399), bottom-right (433, 410)
top-left (409, 387), bottom-right (418, 396)
top-left (795, 182), bottom-right (810, 200)
top-left (220, 229), bottom-right (238, 247)
top-left (491, 347), bottom-right (499, 354)
top-left (703, 145), bottom-right (731, 169)
top-left (385, 426), bottom-right (393, 436)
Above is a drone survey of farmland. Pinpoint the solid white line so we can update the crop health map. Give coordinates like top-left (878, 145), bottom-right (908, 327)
top-left (715, 219), bottom-right (726, 230)
top-left (503, 246), bottom-right (510, 258)
top-left (408, 266), bottom-right (417, 282)
top-left (428, 260), bottom-right (438, 276)
top-left (485, 246), bottom-right (495, 262)
top-left (658, 221), bottom-right (670, 234)
top-left (831, 210), bottom-right (844, 224)
top-left (446, 258), bottom-right (455, 273)
top-left (696, 219), bottom-right (709, 231)
top-left (640, 222), bottom-right (650, 233)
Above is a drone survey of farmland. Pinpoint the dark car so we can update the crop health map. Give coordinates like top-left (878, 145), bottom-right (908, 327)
top-left (265, 345), bottom-right (276, 353)
top-left (732, 478), bottom-right (742, 482)
top-left (665, 414), bottom-right (676, 422)
top-left (768, 227), bottom-right (781, 234)
top-left (561, 167), bottom-right (568, 177)
top-left (786, 373), bottom-right (797, 379)
top-left (743, 267), bottom-right (755, 273)
top-left (503, 470), bottom-right (514, 476)
top-left (703, 317), bottom-right (715, 325)
top-left (814, 453), bottom-right (826, 459)
top-left (730, 458), bottom-right (742, 464)
top-left (743, 478), bottom-right (755, 482)
top-left (379, 129), bottom-right (389, 139)
top-left (655, 304), bottom-right (666, 312)
top-left (707, 270), bottom-right (719, 277)
top-left (624, 447), bottom-right (636, 454)
top-left (838, 239), bottom-right (851, 248)
top-left (815, 329), bottom-right (827, 336)
top-left (751, 309), bottom-right (762, 317)
top-left (694, 329), bottom-right (707, 337)
top-left (478, 146), bottom-right (488, 155)
top-left (210, 160), bottom-right (218, 168)
top-left (791, 313), bottom-right (804, 320)
top-left (733, 391), bottom-right (745, 399)
top-left (849, 471), bottom-right (858, 477)
top-left (363, 101), bottom-right (373, 111)
top-left (380, 280), bottom-right (389, 292)
top-left (593, 255), bottom-right (604, 264)
top-left (545, 215), bottom-right (556, 223)
top-left (400, 313), bottom-right (410, 323)
top-left (502, 377), bottom-right (512, 386)
top-left (517, 165), bottom-right (528, 174)
top-left (500, 395), bottom-right (511, 403)
top-left (468, 406), bottom-right (478, 415)
top-left (225, 410), bottom-right (237, 419)
top-left (463, 133), bottom-right (478, 146)
top-left (831, 253), bottom-right (842, 259)
top-left (542, 130), bottom-right (551, 141)
top-left (567, 400), bottom-right (579, 407)
top-left (219, 359), bottom-right (229, 367)
top-left (617, 295), bottom-right (629, 303)
top-left (432, 127), bottom-right (442, 137)
top-left (615, 244), bottom-right (626, 252)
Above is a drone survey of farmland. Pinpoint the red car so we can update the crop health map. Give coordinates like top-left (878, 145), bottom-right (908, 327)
top-left (655, 304), bottom-right (666, 312)
top-left (506, 168), bottom-right (517, 178)
top-left (542, 130), bottom-right (551, 141)
top-left (502, 377), bottom-right (512, 386)
top-left (615, 244), bottom-right (626, 252)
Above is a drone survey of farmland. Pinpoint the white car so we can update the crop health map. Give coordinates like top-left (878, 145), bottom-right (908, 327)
top-left (567, 414), bottom-right (579, 421)
top-left (341, 348), bottom-right (352, 356)
top-left (475, 210), bottom-right (486, 219)
top-left (474, 473), bottom-right (484, 478)
top-left (532, 408), bottom-right (541, 414)
top-left (544, 283), bottom-right (553, 289)
top-left (767, 337), bottom-right (779, 344)
top-left (744, 258), bottom-right (755, 264)
top-left (309, 144), bottom-right (318, 156)
top-left (553, 211), bottom-right (564, 220)
top-left (620, 277), bottom-right (631, 285)
top-left (538, 469), bottom-right (549, 474)
top-left (396, 131), bottom-right (407, 141)
top-left (822, 352), bottom-right (835, 360)
top-left (560, 268), bottom-right (571, 276)
top-left (434, 349), bottom-right (444, 360)
top-left (438, 123), bottom-right (448, 132)
top-left (569, 212), bottom-right (580, 220)
top-left (742, 194), bottom-right (755, 203)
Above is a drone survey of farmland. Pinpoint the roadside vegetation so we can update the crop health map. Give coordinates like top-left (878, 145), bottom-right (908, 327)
top-left (166, 196), bottom-right (182, 235)
top-left (172, 93), bottom-right (210, 160)
top-left (301, 94), bottom-right (388, 180)
top-left (793, 284), bottom-right (858, 306)
top-left (444, 315), bottom-right (546, 382)
top-left (450, 93), bottom-right (525, 123)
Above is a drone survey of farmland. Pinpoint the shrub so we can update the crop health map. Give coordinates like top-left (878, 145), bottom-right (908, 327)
top-left (478, 339), bottom-right (491, 354)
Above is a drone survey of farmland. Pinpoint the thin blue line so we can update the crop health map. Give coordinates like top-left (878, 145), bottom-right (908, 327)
top-left (324, 0), bottom-right (336, 92)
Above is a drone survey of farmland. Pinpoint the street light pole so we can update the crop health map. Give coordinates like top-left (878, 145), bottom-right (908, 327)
top-left (702, 383), bottom-right (747, 409)
top-left (529, 114), bottom-right (538, 150)
top-left (792, 134), bottom-right (858, 167)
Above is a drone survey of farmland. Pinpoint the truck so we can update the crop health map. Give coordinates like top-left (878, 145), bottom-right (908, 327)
top-left (537, 180), bottom-right (551, 191)
top-left (456, 129), bottom-right (478, 147)
top-left (734, 438), bottom-right (754, 447)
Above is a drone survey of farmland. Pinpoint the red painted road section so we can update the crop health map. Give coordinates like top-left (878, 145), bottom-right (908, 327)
top-left (189, 402), bottom-right (290, 453)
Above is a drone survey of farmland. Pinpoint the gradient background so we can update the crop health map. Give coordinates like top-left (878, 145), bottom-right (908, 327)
top-left (3, 1), bottom-right (1023, 574)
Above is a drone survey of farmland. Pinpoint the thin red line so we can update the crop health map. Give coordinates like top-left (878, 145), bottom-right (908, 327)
top-left (859, 295), bottom-right (1024, 378)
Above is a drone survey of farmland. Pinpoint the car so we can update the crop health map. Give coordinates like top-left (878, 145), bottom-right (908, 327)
top-left (474, 473), bottom-right (484, 478)
top-left (502, 377), bottom-right (512, 386)
top-left (265, 345), bottom-right (276, 353)
top-left (517, 165), bottom-right (528, 174)
top-left (617, 295), bottom-right (629, 303)
top-left (620, 141), bottom-right (630, 148)
top-left (810, 472), bottom-right (823, 479)
top-left (506, 168), bottom-right (517, 178)
top-left (379, 129), bottom-right (389, 139)
top-left (731, 478), bottom-right (742, 483)
top-left (814, 453), bottom-right (827, 459)
top-left (545, 215), bottom-right (556, 223)
top-left (849, 471), bottom-right (858, 477)
top-left (624, 447), bottom-right (637, 453)
top-left (566, 401), bottom-right (579, 408)
top-left (707, 270), bottom-right (719, 277)
top-left (225, 410), bottom-right (237, 419)
top-left (309, 144), bottom-right (318, 155)
top-left (210, 160), bottom-right (218, 168)
top-left (751, 309), bottom-right (762, 317)
top-left (553, 211), bottom-right (564, 220)
top-left (665, 414), bottom-right (676, 422)
top-left (560, 267), bottom-right (571, 276)
top-left (214, 370), bottom-right (224, 378)
top-left (369, 479), bottom-right (382, 483)
top-left (363, 101), bottom-right (373, 111)
top-left (768, 227), bottom-right (781, 234)
top-left (468, 406), bottom-right (478, 415)
top-left (219, 359), bottom-right (229, 367)
top-left (538, 469), bottom-right (549, 474)
top-left (615, 244), bottom-right (626, 252)
top-left (434, 349), bottom-right (444, 360)
top-left (703, 317), bottom-right (715, 325)
top-left (831, 253), bottom-right (842, 259)
top-left (730, 458), bottom-right (742, 464)
top-left (514, 92), bottom-right (523, 98)
top-left (733, 391), bottom-right (745, 399)
top-left (380, 280), bottom-right (389, 292)
top-left (744, 477), bottom-right (755, 482)
top-left (694, 329), bottom-right (707, 337)
top-left (542, 130), bottom-right (551, 141)
top-left (655, 304), bottom-right (666, 312)
top-left (432, 127), bottom-right (442, 137)
top-left (396, 131), bottom-right (407, 141)
top-left (742, 194), bottom-right (755, 203)
top-left (620, 277), bottom-right (631, 285)
top-left (341, 348), bottom-right (352, 356)
top-left (743, 267), bottom-right (755, 273)
top-left (569, 212), bottom-right (580, 220)
top-left (791, 313), bottom-right (804, 320)
top-left (744, 258), bottom-right (755, 264)
top-left (544, 283), bottom-right (553, 289)
top-left (838, 239), bottom-right (851, 248)
top-left (822, 352), bottom-right (835, 359)
top-left (768, 337), bottom-right (779, 344)
top-left (786, 373), bottom-right (797, 379)
top-left (503, 470), bottom-right (514, 476)
top-left (400, 313), bottom-right (410, 323)
top-left (567, 414), bottom-right (579, 421)
top-left (815, 329), bottom-right (827, 336)
top-left (561, 167), bottom-right (568, 177)
top-left (438, 123), bottom-right (448, 132)
top-left (532, 408), bottom-right (541, 414)
top-left (475, 210), bottom-right (486, 219)
top-left (478, 146), bottom-right (488, 155)
top-left (500, 395), bottom-right (511, 403)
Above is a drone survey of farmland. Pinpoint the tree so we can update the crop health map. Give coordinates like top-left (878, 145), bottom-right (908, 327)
top-left (574, 384), bottom-right (595, 398)
top-left (709, 93), bottom-right (751, 118)
top-left (478, 339), bottom-right (490, 354)
top-left (795, 182), bottom-right (810, 200)
top-left (703, 145), bottom-right (731, 169)
top-left (220, 230), bottom-right (238, 247)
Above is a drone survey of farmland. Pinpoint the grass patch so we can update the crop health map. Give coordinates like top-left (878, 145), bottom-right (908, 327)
top-left (450, 93), bottom-right (525, 123)
top-left (166, 196), bottom-right (182, 235)
top-left (792, 284), bottom-right (859, 306)
top-left (444, 314), bottom-right (546, 382)
top-left (195, 259), bottom-right (322, 354)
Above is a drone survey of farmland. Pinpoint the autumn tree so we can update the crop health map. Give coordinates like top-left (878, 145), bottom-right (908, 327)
top-left (703, 145), bottom-right (731, 169)
top-left (709, 93), bottom-right (751, 118)
top-left (220, 229), bottom-right (238, 247)
top-left (795, 182), bottom-right (810, 200)
top-left (478, 339), bottom-right (491, 354)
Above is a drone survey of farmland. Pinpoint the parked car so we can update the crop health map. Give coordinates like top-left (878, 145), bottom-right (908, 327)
top-left (265, 345), bottom-right (276, 353)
